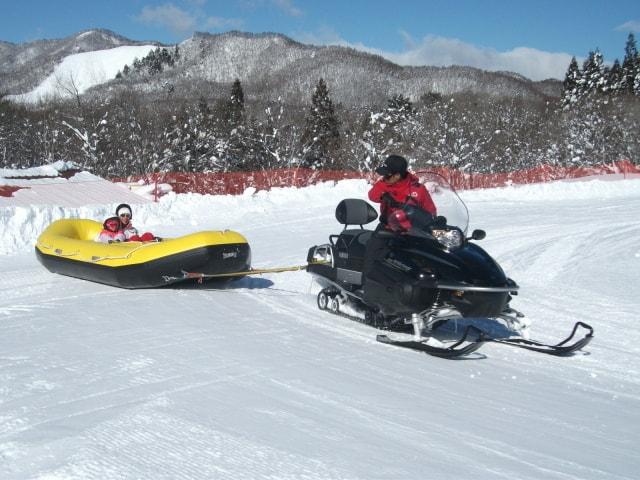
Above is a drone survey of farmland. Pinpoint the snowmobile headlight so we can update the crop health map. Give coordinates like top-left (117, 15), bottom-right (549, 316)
top-left (432, 228), bottom-right (463, 250)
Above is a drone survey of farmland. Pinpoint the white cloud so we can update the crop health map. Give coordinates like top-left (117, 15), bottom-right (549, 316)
top-left (615, 20), bottom-right (640, 33)
top-left (294, 26), bottom-right (345, 46)
top-left (135, 3), bottom-right (244, 36)
top-left (205, 16), bottom-right (245, 30)
top-left (136, 4), bottom-right (198, 35)
top-left (388, 35), bottom-right (574, 81)
top-left (298, 30), bottom-right (574, 81)
top-left (272, 0), bottom-right (303, 17)
top-left (239, 0), bottom-right (303, 16)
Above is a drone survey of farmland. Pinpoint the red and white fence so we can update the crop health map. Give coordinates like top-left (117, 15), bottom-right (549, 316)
top-left (122, 160), bottom-right (640, 200)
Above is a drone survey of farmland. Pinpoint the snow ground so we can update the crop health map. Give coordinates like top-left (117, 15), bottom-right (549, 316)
top-left (1, 178), bottom-right (639, 479)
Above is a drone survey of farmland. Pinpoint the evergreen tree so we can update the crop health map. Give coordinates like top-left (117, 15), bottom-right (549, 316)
top-left (228, 78), bottom-right (245, 128)
top-left (159, 48), bottom-right (174, 67)
top-left (360, 94), bottom-right (416, 165)
top-left (581, 50), bottom-right (605, 94)
top-left (561, 57), bottom-right (581, 107)
top-left (622, 33), bottom-right (639, 94)
top-left (119, 47), bottom-right (178, 79)
top-left (198, 96), bottom-right (211, 118)
top-left (608, 59), bottom-right (623, 94)
top-left (387, 94), bottom-right (414, 117)
top-left (219, 79), bottom-right (247, 169)
top-left (301, 78), bottom-right (341, 168)
top-left (147, 49), bottom-right (163, 75)
top-left (208, 79), bottom-right (249, 170)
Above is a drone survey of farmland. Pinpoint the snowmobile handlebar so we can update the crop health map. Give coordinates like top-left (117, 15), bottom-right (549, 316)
top-left (380, 192), bottom-right (400, 208)
top-left (381, 193), bottom-right (444, 226)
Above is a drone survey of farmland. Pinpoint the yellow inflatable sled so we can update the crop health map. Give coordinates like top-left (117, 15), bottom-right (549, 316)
top-left (35, 219), bottom-right (251, 288)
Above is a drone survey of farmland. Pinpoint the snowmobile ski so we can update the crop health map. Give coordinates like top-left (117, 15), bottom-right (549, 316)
top-left (482, 321), bottom-right (594, 356)
top-left (314, 281), bottom-right (594, 359)
top-left (377, 322), bottom-right (593, 358)
top-left (377, 325), bottom-right (486, 359)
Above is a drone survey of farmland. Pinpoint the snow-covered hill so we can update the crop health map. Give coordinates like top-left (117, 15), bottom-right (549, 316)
top-left (7, 45), bottom-right (156, 103)
top-left (0, 29), bottom-right (158, 96)
top-left (1, 177), bottom-right (639, 479)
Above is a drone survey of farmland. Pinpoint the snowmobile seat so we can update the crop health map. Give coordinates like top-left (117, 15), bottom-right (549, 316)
top-left (335, 199), bottom-right (378, 228)
top-left (331, 229), bottom-right (372, 272)
top-left (331, 229), bottom-right (373, 253)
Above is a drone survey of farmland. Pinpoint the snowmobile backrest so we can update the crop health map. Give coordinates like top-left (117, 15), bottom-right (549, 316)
top-left (335, 199), bottom-right (378, 228)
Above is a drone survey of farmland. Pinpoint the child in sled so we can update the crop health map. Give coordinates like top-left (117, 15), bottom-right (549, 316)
top-left (96, 217), bottom-right (126, 243)
top-left (115, 203), bottom-right (159, 242)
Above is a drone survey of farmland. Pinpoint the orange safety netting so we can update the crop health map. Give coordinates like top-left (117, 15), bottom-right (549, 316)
top-left (121, 160), bottom-right (639, 199)
top-left (0, 186), bottom-right (27, 198)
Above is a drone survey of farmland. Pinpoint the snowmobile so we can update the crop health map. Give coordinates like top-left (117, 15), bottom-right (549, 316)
top-left (306, 172), bottom-right (593, 358)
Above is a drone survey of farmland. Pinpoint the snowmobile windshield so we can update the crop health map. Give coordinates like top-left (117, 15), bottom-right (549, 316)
top-left (414, 171), bottom-right (469, 234)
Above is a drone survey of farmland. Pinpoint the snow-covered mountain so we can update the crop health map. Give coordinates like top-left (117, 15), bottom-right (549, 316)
top-left (7, 45), bottom-right (157, 103)
top-left (170, 32), bottom-right (558, 105)
top-left (1, 30), bottom-right (561, 106)
top-left (0, 29), bottom-right (160, 96)
top-left (0, 175), bottom-right (639, 478)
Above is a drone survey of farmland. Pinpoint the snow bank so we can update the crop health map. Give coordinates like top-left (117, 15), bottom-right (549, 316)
top-left (0, 160), bottom-right (80, 179)
top-left (2, 175), bottom-right (639, 257)
top-left (461, 177), bottom-right (640, 203)
top-left (0, 179), bottom-right (369, 256)
top-left (1, 162), bottom-right (150, 208)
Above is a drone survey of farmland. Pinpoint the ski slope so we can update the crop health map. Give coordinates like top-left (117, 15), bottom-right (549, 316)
top-left (1, 178), bottom-right (639, 479)
top-left (8, 45), bottom-right (156, 103)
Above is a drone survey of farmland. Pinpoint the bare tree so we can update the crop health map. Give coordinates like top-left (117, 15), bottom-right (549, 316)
top-left (54, 71), bottom-right (83, 109)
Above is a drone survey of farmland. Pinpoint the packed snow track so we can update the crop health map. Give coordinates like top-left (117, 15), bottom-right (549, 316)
top-left (1, 178), bottom-right (639, 479)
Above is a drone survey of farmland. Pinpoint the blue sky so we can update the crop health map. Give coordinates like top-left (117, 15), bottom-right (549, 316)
top-left (2, 0), bottom-right (639, 80)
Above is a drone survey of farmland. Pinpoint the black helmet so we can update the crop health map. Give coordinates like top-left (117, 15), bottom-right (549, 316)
top-left (115, 203), bottom-right (132, 219)
top-left (375, 155), bottom-right (408, 177)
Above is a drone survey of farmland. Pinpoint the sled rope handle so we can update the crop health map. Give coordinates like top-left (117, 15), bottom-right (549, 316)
top-left (39, 239), bottom-right (157, 262)
top-left (37, 242), bottom-right (80, 257)
top-left (89, 242), bottom-right (156, 262)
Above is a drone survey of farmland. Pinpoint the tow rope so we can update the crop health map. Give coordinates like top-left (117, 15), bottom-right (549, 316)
top-left (182, 262), bottom-right (327, 281)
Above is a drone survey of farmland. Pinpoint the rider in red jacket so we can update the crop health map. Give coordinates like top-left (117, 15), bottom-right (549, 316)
top-left (362, 155), bottom-right (437, 303)
top-left (368, 155), bottom-right (436, 229)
